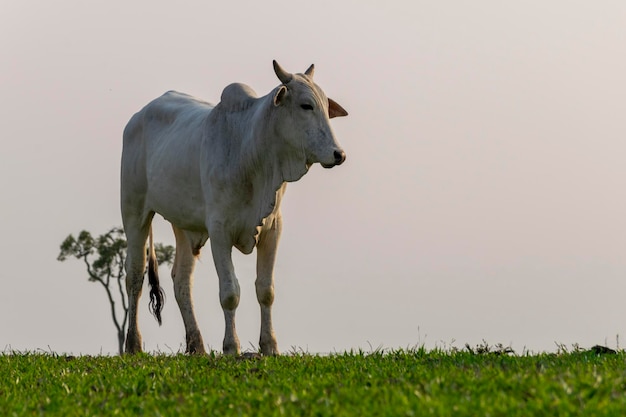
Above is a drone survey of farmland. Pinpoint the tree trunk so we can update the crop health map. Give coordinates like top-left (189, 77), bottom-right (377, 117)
top-left (117, 329), bottom-right (125, 355)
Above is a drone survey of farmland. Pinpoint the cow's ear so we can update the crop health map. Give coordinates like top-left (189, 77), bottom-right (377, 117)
top-left (273, 86), bottom-right (288, 107)
top-left (328, 98), bottom-right (348, 118)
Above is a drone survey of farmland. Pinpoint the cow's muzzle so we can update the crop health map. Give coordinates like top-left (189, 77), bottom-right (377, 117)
top-left (321, 150), bottom-right (346, 169)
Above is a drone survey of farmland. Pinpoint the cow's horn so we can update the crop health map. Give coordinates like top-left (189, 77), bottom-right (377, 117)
top-left (304, 64), bottom-right (314, 79)
top-left (273, 60), bottom-right (293, 84)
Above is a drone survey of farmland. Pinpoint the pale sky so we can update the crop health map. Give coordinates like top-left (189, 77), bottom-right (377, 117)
top-left (1, 1), bottom-right (625, 355)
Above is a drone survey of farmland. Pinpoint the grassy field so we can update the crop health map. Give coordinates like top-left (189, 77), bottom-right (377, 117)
top-left (2, 347), bottom-right (626, 416)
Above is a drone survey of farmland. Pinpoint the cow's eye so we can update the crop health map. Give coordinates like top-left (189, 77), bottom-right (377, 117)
top-left (300, 104), bottom-right (314, 111)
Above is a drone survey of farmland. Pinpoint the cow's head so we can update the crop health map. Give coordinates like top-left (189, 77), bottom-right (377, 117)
top-left (272, 60), bottom-right (348, 169)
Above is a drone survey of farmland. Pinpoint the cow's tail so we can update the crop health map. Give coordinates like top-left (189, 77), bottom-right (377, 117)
top-left (147, 226), bottom-right (165, 325)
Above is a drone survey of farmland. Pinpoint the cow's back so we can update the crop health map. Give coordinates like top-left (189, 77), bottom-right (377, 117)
top-left (121, 91), bottom-right (216, 229)
top-left (123, 91), bottom-right (214, 147)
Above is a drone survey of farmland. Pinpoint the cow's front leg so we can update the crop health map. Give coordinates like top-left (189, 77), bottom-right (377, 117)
top-left (210, 233), bottom-right (241, 355)
top-left (256, 214), bottom-right (282, 356)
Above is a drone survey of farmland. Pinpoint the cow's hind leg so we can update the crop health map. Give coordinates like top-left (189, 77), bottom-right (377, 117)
top-left (171, 226), bottom-right (206, 354)
top-left (124, 217), bottom-right (152, 354)
top-left (255, 214), bottom-right (282, 356)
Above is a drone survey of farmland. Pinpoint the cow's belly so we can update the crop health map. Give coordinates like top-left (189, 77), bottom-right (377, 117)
top-left (147, 190), bottom-right (207, 232)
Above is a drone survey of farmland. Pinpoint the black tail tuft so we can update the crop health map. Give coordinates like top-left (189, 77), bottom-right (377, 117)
top-left (147, 250), bottom-right (165, 325)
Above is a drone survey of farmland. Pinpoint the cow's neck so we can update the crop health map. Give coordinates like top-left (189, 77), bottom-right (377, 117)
top-left (244, 97), bottom-right (308, 230)
top-left (211, 95), bottom-right (309, 251)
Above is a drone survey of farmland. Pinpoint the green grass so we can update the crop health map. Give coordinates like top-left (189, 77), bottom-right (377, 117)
top-left (2, 348), bottom-right (626, 416)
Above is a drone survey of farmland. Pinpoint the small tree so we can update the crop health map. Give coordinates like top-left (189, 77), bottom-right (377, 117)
top-left (57, 227), bottom-right (174, 354)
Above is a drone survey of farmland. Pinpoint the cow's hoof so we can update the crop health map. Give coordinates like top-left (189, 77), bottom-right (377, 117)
top-left (186, 332), bottom-right (206, 355)
top-left (260, 341), bottom-right (279, 356)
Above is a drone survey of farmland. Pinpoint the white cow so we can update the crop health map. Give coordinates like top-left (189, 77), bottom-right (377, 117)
top-left (121, 61), bottom-right (348, 355)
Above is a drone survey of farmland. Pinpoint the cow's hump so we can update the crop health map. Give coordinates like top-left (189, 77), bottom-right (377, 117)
top-left (220, 83), bottom-right (257, 112)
